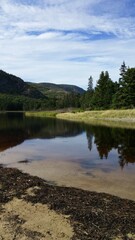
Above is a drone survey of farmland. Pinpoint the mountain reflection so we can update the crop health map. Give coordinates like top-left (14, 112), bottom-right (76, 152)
top-left (0, 113), bottom-right (83, 151)
top-left (86, 125), bottom-right (135, 167)
top-left (0, 113), bottom-right (135, 168)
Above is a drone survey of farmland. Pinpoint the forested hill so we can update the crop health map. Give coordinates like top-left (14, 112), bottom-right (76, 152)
top-left (0, 70), bottom-right (44, 99)
top-left (0, 70), bottom-right (84, 110)
top-left (28, 82), bottom-right (85, 98)
top-left (0, 62), bottom-right (134, 111)
top-left (0, 70), bottom-right (85, 98)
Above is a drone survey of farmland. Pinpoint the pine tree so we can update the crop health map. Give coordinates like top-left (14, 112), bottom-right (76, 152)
top-left (87, 76), bottom-right (93, 92)
top-left (81, 75), bottom-right (94, 109)
top-left (119, 61), bottom-right (128, 85)
top-left (113, 67), bottom-right (135, 108)
top-left (92, 71), bottom-right (115, 109)
top-left (121, 68), bottom-right (135, 107)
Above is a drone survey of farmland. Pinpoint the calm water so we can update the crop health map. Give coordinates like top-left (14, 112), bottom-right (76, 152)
top-left (0, 112), bottom-right (135, 200)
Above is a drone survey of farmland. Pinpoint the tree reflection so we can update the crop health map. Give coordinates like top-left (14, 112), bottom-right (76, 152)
top-left (114, 128), bottom-right (135, 168)
top-left (0, 113), bottom-right (135, 168)
top-left (87, 132), bottom-right (93, 151)
top-left (86, 125), bottom-right (135, 167)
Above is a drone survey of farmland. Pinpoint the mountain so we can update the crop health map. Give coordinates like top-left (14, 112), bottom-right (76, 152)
top-left (28, 82), bottom-right (85, 98)
top-left (0, 70), bottom-right (44, 99)
top-left (57, 84), bottom-right (85, 94)
top-left (0, 70), bottom-right (85, 99)
top-left (0, 70), bottom-right (85, 111)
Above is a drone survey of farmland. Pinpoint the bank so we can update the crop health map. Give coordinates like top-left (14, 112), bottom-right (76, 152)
top-left (25, 109), bottom-right (135, 129)
top-left (0, 165), bottom-right (135, 240)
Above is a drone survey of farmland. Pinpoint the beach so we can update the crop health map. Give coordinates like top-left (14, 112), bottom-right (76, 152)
top-left (0, 165), bottom-right (135, 240)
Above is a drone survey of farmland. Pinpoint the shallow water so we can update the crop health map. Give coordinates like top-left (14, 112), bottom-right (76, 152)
top-left (0, 112), bottom-right (135, 200)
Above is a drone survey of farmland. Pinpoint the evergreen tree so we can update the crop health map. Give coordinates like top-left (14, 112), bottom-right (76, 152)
top-left (119, 61), bottom-right (128, 85)
top-left (92, 71), bottom-right (115, 109)
top-left (113, 67), bottom-right (135, 108)
top-left (87, 76), bottom-right (93, 92)
top-left (81, 75), bottom-right (94, 109)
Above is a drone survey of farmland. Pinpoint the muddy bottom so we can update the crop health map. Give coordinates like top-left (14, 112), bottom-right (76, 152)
top-left (9, 159), bottom-right (135, 201)
top-left (0, 166), bottom-right (135, 240)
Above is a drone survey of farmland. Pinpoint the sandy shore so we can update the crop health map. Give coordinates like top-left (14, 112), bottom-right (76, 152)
top-left (0, 195), bottom-right (73, 240)
top-left (1, 165), bottom-right (135, 240)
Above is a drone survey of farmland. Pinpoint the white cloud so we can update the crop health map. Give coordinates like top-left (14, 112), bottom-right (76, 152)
top-left (0, 0), bottom-right (135, 89)
top-left (1, 0), bottom-right (135, 36)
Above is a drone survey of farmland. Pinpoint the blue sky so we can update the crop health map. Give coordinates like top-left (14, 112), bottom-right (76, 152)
top-left (0, 0), bottom-right (135, 89)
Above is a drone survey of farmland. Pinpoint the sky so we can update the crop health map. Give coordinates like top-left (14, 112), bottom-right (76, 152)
top-left (0, 0), bottom-right (135, 89)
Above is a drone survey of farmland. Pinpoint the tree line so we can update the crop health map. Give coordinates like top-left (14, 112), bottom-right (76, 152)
top-left (81, 62), bottom-right (135, 109)
top-left (0, 62), bottom-right (134, 111)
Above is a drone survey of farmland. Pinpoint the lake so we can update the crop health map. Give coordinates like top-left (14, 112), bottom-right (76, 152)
top-left (0, 112), bottom-right (135, 200)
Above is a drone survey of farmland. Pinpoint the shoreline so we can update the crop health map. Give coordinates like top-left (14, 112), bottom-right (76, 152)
top-left (1, 165), bottom-right (135, 240)
top-left (6, 159), bottom-right (135, 202)
top-left (25, 109), bottom-right (135, 129)
top-left (56, 110), bottom-right (135, 129)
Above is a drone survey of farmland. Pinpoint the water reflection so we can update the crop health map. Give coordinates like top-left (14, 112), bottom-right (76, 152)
top-left (0, 113), bottom-right (83, 151)
top-left (86, 125), bottom-right (135, 168)
top-left (0, 113), bottom-right (135, 168)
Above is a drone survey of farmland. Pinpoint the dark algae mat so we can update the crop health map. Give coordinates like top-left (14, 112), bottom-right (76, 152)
top-left (0, 165), bottom-right (135, 240)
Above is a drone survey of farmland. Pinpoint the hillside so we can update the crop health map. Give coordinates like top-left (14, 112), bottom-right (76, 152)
top-left (0, 70), bottom-right (44, 99)
top-left (28, 82), bottom-right (85, 98)
top-left (0, 70), bottom-right (84, 110)
top-left (0, 70), bottom-right (85, 99)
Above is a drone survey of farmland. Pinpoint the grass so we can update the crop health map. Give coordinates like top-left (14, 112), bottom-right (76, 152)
top-left (25, 109), bottom-right (135, 129)
top-left (25, 110), bottom-right (57, 118)
top-left (57, 109), bottom-right (135, 129)
top-left (25, 108), bottom-right (81, 118)
top-left (57, 109), bottom-right (135, 120)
